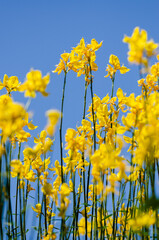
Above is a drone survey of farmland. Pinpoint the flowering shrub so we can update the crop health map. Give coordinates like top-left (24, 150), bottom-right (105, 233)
top-left (0, 27), bottom-right (159, 239)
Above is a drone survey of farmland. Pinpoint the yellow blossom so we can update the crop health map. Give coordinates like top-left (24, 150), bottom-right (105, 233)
top-left (123, 27), bottom-right (158, 65)
top-left (129, 211), bottom-right (156, 231)
top-left (10, 159), bottom-right (24, 178)
top-left (20, 69), bottom-right (50, 98)
top-left (41, 182), bottom-right (54, 196)
top-left (32, 203), bottom-right (41, 217)
top-left (105, 55), bottom-right (129, 78)
top-left (0, 94), bottom-right (27, 142)
top-left (78, 218), bottom-right (91, 238)
top-left (59, 183), bottom-right (71, 197)
top-left (45, 109), bottom-right (61, 136)
top-left (0, 74), bottom-right (20, 94)
top-left (53, 52), bottom-right (70, 74)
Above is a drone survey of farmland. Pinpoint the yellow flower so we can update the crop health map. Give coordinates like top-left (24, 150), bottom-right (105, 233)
top-left (129, 211), bottom-right (156, 231)
top-left (151, 62), bottom-right (159, 77)
top-left (59, 183), bottom-right (71, 197)
top-left (65, 128), bottom-right (77, 150)
top-left (41, 182), bottom-right (54, 196)
top-left (45, 109), bottom-right (61, 136)
top-left (78, 218), bottom-right (91, 238)
top-left (123, 27), bottom-right (158, 64)
top-left (15, 129), bottom-right (31, 143)
top-left (0, 95), bottom-right (27, 142)
top-left (23, 112), bottom-right (37, 130)
top-left (32, 203), bottom-right (41, 217)
top-left (10, 159), bottom-right (23, 178)
top-left (25, 170), bottom-right (37, 182)
top-left (0, 74), bottom-right (20, 94)
top-left (53, 53), bottom-right (70, 74)
top-left (23, 147), bottom-right (38, 161)
top-left (58, 197), bottom-right (70, 219)
top-left (20, 69), bottom-right (50, 98)
top-left (105, 55), bottom-right (129, 78)
top-left (70, 38), bottom-right (102, 83)
top-left (34, 130), bottom-right (53, 154)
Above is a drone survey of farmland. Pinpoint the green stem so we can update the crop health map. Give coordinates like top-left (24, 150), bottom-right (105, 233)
top-left (25, 97), bottom-right (32, 111)
top-left (19, 181), bottom-right (24, 240)
top-left (60, 71), bottom-right (67, 184)
top-left (9, 144), bottom-right (14, 239)
top-left (72, 171), bottom-right (76, 239)
top-left (82, 152), bottom-right (87, 240)
top-left (90, 67), bottom-right (96, 152)
top-left (15, 143), bottom-right (21, 239)
top-left (89, 64), bottom-right (98, 239)
top-left (111, 74), bottom-right (115, 99)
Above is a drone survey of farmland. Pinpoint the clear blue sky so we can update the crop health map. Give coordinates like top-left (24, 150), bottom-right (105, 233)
top-left (0, 0), bottom-right (158, 138)
top-left (0, 1), bottom-right (159, 237)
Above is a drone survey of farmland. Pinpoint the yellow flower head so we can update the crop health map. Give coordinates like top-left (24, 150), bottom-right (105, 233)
top-left (78, 218), bottom-right (91, 238)
top-left (20, 69), bottom-right (50, 98)
top-left (32, 203), bottom-right (41, 217)
top-left (0, 74), bottom-right (20, 95)
top-left (59, 183), bottom-right (71, 197)
top-left (53, 53), bottom-right (70, 75)
top-left (10, 159), bottom-right (23, 178)
top-left (0, 95), bottom-right (27, 142)
top-left (105, 54), bottom-right (129, 79)
top-left (123, 27), bottom-right (158, 64)
top-left (45, 109), bottom-right (61, 136)
top-left (41, 182), bottom-right (54, 196)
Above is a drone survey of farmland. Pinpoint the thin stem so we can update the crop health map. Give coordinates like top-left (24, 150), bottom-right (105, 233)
top-left (90, 67), bottom-right (96, 152)
top-left (60, 71), bottom-right (67, 184)
top-left (9, 144), bottom-right (14, 239)
top-left (19, 182), bottom-right (24, 240)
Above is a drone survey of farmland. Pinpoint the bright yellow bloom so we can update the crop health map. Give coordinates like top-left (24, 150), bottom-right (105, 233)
top-left (10, 159), bottom-right (24, 178)
top-left (34, 130), bottom-right (53, 154)
top-left (32, 203), bottom-right (41, 217)
top-left (23, 112), bottom-right (37, 130)
top-left (20, 69), bottom-right (50, 98)
top-left (43, 224), bottom-right (56, 240)
top-left (58, 196), bottom-right (70, 219)
top-left (129, 211), bottom-right (156, 231)
top-left (0, 95), bottom-right (27, 142)
top-left (59, 183), bottom-right (71, 197)
top-left (91, 142), bottom-right (119, 178)
top-left (151, 62), bottom-right (159, 77)
top-left (14, 129), bottom-right (31, 143)
top-left (53, 53), bottom-right (70, 74)
top-left (41, 182), bottom-right (54, 196)
top-left (45, 109), bottom-right (61, 136)
top-left (70, 38), bottom-right (102, 83)
top-left (23, 147), bottom-right (38, 161)
top-left (123, 27), bottom-right (158, 64)
top-left (0, 74), bottom-right (20, 94)
top-left (79, 206), bottom-right (91, 218)
top-left (78, 218), bottom-right (91, 238)
top-left (105, 55), bottom-right (129, 78)
top-left (25, 170), bottom-right (37, 182)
